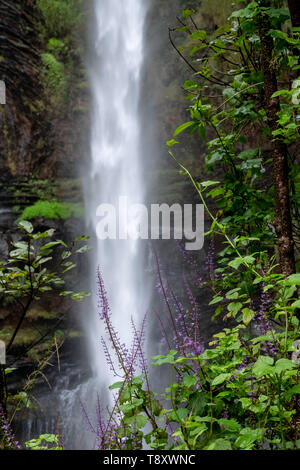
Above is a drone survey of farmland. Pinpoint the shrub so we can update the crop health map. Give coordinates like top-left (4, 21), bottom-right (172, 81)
top-left (19, 200), bottom-right (84, 220)
top-left (37, 0), bottom-right (82, 38)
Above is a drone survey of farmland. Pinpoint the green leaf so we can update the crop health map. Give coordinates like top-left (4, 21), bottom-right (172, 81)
top-left (18, 220), bottom-right (34, 233)
top-left (132, 415), bottom-right (148, 429)
top-left (152, 350), bottom-right (177, 366)
top-left (173, 121), bottom-right (194, 137)
top-left (242, 308), bottom-right (254, 326)
top-left (168, 408), bottom-right (188, 422)
top-left (226, 288), bottom-right (241, 300)
top-left (76, 245), bottom-right (90, 254)
top-left (252, 356), bottom-right (274, 378)
top-left (191, 30), bottom-right (207, 41)
top-left (75, 236), bottom-right (90, 242)
top-left (70, 292), bottom-right (90, 301)
top-left (285, 384), bottom-right (300, 401)
top-left (227, 302), bottom-right (243, 317)
top-left (228, 258), bottom-right (244, 270)
top-left (229, 256), bottom-right (255, 270)
top-left (166, 139), bottom-right (179, 147)
top-left (235, 428), bottom-right (261, 450)
top-left (209, 296), bottom-right (223, 305)
top-left (283, 273), bottom-right (300, 285)
top-left (5, 368), bottom-right (16, 375)
top-left (206, 438), bottom-right (232, 450)
top-left (184, 80), bottom-right (198, 90)
top-left (182, 9), bottom-right (195, 19)
top-left (270, 29), bottom-right (299, 45)
top-left (109, 381), bottom-right (124, 390)
top-left (119, 398), bottom-right (143, 414)
top-left (212, 373), bottom-right (231, 386)
top-left (183, 375), bottom-right (197, 388)
top-left (40, 241), bottom-right (63, 250)
top-left (273, 358), bottom-right (295, 374)
top-left (237, 149), bottom-right (258, 160)
top-left (218, 418), bottom-right (241, 432)
top-left (206, 150), bottom-right (223, 166)
top-left (200, 180), bottom-right (220, 188)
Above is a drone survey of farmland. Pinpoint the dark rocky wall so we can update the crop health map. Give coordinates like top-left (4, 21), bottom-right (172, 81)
top-left (0, 0), bottom-right (89, 180)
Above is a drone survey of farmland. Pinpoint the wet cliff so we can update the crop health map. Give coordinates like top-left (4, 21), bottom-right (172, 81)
top-left (0, 0), bottom-right (89, 367)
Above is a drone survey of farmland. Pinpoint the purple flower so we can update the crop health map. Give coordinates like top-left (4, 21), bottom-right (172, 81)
top-left (0, 404), bottom-right (20, 450)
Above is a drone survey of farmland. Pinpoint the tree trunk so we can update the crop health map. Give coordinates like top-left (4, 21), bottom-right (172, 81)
top-left (288, 0), bottom-right (300, 27)
top-left (258, 11), bottom-right (296, 277)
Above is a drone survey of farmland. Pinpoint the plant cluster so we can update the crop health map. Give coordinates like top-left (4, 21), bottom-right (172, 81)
top-left (20, 200), bottom-right (84, 221)
top-left (37, 0), bottom-right (86, 109)
top-left (0, 220), bottom-right (90, 445)
top-left (81, 0), bottom-right (300, 451)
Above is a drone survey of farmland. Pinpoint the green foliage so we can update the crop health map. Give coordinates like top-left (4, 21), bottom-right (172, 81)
top-left (19, 200), bottom-right (84, 220)
top-left (37, 0), bottom-right (86, 112)
top-left (0, 221), bottom-right (90, 353)
top-left (41, 53), bottom-right (67, 104)
top-left (169, 1), bottom-right (300, 262)
top-left (37, 0), bottom-right (83, 38)
top-left (25, 434), bottom-right (62, 450)
top-left (0, 222), bottom-right (90, 448)
top-left (103, 311), bottom-right (299, 450)
top-left (94, 0), bottom-right (300, 452)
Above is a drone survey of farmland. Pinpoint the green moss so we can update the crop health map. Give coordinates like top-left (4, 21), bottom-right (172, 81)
top-left (0, 326), bottom-right (38, 347)
top-left (19, 200), bottom-right (84, 220)
top-left (41, 52), bottom-right (67, 105)
top-left (37, 0), bottom-right (83, 38)
top-left (36, 0), bottom-right (86, 117)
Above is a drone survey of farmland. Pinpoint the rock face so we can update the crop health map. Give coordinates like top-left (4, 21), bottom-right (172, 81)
top-left (0, 0), bottom-right (89, 180)
top-left (0, 0), bottom-right (42, 178)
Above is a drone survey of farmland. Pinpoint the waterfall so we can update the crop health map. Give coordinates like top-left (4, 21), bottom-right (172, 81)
top-left (85, 0), bottom-right (149, 376)
top-left (85, 0), bottom-right (149, 382)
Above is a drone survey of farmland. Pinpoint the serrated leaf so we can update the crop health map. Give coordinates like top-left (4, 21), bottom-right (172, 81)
top-left (168, 408), bottom-right (188, 422)
top-left (212, 373), bottom-right (231, 386)
top-left (183, 375), bottom-right (197, 388)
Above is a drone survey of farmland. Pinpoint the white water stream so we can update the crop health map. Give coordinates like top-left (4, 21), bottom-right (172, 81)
top-left (85, 0), bottom-right (149, 379)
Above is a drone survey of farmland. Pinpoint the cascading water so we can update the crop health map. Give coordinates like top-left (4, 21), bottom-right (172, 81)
top-left (85, 0), bottom-right (149, 382)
